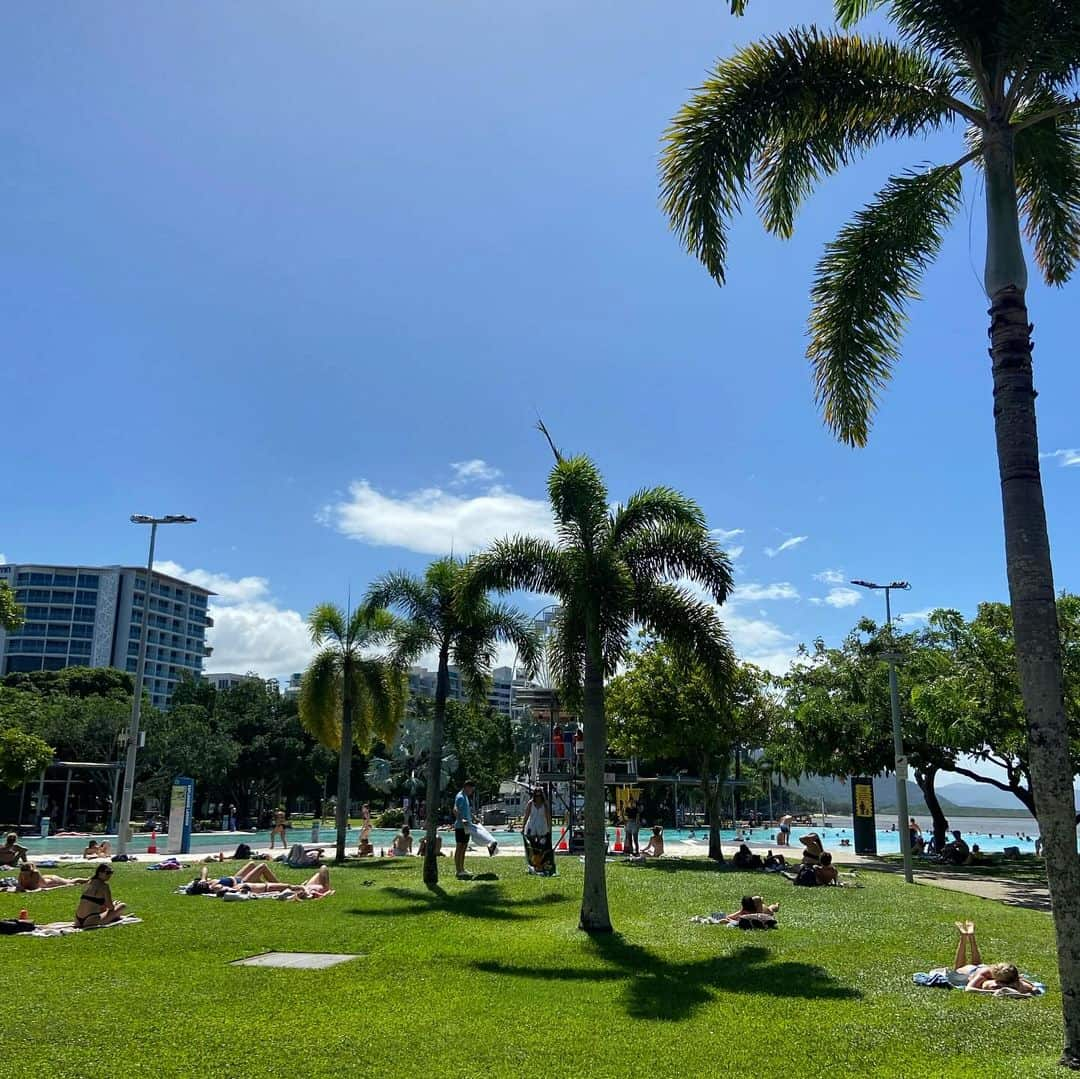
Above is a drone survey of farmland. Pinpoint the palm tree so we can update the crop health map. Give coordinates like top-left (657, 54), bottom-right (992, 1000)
top-left (365, 558), bottom-right (540, 887)
top-left (661, 2), bottom-right (1080, 1060)
top-left (299, 603), bottom-right (407, 863)
top-left (466, 437), bottom-right (734, 932)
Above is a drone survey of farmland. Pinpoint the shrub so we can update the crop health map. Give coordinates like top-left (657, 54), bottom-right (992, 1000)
top-left (376, 808), bottom-right (404, 828)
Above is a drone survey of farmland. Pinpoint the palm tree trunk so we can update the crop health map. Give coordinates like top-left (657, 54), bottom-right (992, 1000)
top-left (423, 643), bottom-right (450, 887)
top-left (985, 127), bottom-right (1080, 1065)
top-left (706, 778), bottom-right (725, 863)
top-left (579, 611), bottom-right (612, 933)
top-left (335, 659), bottom-right (354, 864)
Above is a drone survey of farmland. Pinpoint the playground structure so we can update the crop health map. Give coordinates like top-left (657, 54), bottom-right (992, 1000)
top-left (516, 683), bottom-right (637, 853)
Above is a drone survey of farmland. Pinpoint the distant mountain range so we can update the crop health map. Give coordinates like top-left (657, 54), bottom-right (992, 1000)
top-left (789, 774), bottom-right (1080, 815)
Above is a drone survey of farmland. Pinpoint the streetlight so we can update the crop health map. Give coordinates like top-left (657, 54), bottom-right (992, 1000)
top-left (115, 514), bottom-right (197, 858)
top-left (851, 578), bottom-right (913, 883)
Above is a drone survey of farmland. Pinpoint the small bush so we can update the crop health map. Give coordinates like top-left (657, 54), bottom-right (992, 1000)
top-left (376, 808), bottom-right (404, 828)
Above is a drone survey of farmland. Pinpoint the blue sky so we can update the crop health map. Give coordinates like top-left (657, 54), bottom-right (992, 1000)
top-left (3, 1), bottom-right (1078, 694)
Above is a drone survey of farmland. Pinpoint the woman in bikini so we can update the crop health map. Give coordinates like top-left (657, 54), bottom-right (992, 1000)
top-left (269, 810), bottom-right (288, 849)
top-left (16, 864), bottom-right (87, 892)
top-left (237, 865), bottom-right (331, 898)
top-left (948, 921), bottom-right (1035, 993)
top-left (74, 863), bottom-right (128, 927)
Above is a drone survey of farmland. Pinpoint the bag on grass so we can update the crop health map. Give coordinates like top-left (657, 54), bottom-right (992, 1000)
top-left (0, 919), bottom-right (35, 934)
top-left (793, 863), bottom-right (818, 887)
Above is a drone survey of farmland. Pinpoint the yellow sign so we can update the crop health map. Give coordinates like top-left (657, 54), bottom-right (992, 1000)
top-left (854, 783), bottom-right (873, 818)
top-left (614, 787), bottom-right (642, 814)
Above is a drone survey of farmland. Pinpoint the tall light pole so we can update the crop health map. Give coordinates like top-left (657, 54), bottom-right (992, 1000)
top-left (851, 578), bottom-right (914, 884)
top-left (115, 514), bottom-right (196, 858)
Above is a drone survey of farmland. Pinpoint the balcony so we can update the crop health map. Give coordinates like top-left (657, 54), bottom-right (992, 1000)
top-left (203, 645), bottom-right (214, 657)
top-left (203, 614), bottom-right (214, 628)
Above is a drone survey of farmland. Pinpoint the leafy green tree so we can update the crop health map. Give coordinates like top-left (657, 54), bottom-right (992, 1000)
top-left (365, 558), bottom-right (539, 886)
top-left (607, 641), bottom-right (767, 861)
top-left (0, 581), bottom-right (23, 634)
top-left (467, 440), bottom-right (733, 932)
top-left (771, 618), bottom-right (956, 849)
top-left (914, 598), bottom-right (1080, 820)
top-left (0, 727), bottom-right (53, 788)
top-left (662, 4), bottom-right (1080, 1056)
top-left (141, 703), bottom-right (239, 811)
top-left (299, 604), bottom-right (407, 862)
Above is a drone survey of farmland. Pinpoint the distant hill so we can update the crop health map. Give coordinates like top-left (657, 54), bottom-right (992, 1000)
top-left (787, 774), bottom-right (1045, 816)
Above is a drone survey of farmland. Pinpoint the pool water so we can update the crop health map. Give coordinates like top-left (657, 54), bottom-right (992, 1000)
top-left (16, 822), bottom-right (1040, 857)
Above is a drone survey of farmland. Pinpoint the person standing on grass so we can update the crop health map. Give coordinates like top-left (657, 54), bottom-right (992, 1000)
top-left (624, 799), bottom-right (640, 857)
top-left (269, 809), bottom-right (287, 849)
top-left (454, 780), bottom-right (476, 879)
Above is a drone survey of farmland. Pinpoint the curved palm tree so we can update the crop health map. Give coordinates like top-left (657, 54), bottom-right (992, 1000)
top-left (365, 558), bottom-right (540, 887)
top-left (299, 603), bottom-right (407, 863)
top-left (466, 439), bottom-right (734, 932)
top-left (662, 2), bottom-right (1080, 1058)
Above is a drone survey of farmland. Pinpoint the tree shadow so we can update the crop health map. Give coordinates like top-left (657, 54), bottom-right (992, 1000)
top-left (346, 884), bottom-right (572, 922)
top-left (330, 860), bottom-right (414, 874)
top-left (617, 859), bottom-right (734, 874)
top-left (474, 936), bottom-right (860, 1021)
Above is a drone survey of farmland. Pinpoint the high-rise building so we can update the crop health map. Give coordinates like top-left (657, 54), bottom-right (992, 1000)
top-left (204, 672), bottom-right (256, 692)
top-left (0, 563), bottom-right (214, 709)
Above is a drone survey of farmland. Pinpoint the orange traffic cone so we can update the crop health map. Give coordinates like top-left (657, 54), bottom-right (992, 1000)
top-left (147, 830), bottom-right (158, 854)
top-left (614, 828), bottom-right (623, 853)
top-left (557, 829), bottom-right (569, 852)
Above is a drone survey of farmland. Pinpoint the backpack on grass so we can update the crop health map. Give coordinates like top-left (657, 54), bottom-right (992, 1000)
top-left (793, 863), bottom-right (819, 887)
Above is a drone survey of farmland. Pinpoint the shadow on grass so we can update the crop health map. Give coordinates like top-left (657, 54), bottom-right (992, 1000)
top-left (869, 857), bottom-right (1050, 912)
top-left (474, 936), bottom-right (860, 1020)
top-left (615, 858), bottom-right (733, 874)
top-left (329, 860), bottom-right (414, 873)
top-left (346, 884), bottom-right (572, 922)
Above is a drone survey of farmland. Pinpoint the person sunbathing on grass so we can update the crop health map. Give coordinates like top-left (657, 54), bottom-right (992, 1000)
top-left (186, 861), bottom-right (282, 895)
top-left (236, 865), bottom-right (332, 898)
top-left (0, 833), bottom-right (28, 867)
top-left (388, 826), bottom-right (413, 857)
top-left (16, 863), bottom-right (88, 892)
top-left (947, 921), bottom-right (1035, 994)
top-left (74, 863), bottom-right (129, 927)
top-left (724, 895), bottom-right (780, 924)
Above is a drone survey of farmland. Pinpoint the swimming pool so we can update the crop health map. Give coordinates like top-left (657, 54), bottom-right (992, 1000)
top-left (15, 822), bottom-right (1041, 857)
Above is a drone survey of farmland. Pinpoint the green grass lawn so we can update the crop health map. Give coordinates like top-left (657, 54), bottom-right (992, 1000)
top-left (1, 857), bottom-right (1063, 1078)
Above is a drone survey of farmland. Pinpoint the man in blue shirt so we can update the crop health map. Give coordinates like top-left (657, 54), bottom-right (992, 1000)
top-left (454, 780), bottom-right (475, 879)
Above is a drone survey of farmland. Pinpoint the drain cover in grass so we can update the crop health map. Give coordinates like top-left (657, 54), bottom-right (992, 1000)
top-left (231, 952), bottom-right (361, 969)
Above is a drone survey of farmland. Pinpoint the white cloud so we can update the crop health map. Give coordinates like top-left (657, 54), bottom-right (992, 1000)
top-left (450, 459), bottom-right (502, 485)
top-left (1040, 449), bottom-right (1080, 468)
top-left (729, 581), bottom-right (799, 605)
top-left (823, 587), bottom-right (861, 609)
top-left (726, 545), bottom-right (745, 562)
top-left (324, 478), bottom-right (556, 555)
top-left (156, 560), bottom-right (315, 678)
top-left (895, 608), bottom-right (935, 624)
top-left (0, 553), bottom-right (6, 565)
top-left (764, 535), bottom-right (808, 558)
top-left (710, 527), bottom-right (745, 544)
top-left (813, 568), bottom-right (845, 585)
top-left (725, 612), bottom-right (798, 674)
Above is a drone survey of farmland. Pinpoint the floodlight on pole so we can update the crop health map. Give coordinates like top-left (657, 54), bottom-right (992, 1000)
top-left (850, 577), bottom-right (914, 884)
top-left (115, 513), bottom-right (197, 858)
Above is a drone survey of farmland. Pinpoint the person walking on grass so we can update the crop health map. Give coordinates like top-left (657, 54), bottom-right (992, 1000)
top-left (453, 780), bottom-right (496, 878)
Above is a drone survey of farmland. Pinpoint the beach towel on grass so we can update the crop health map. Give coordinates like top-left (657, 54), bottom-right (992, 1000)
top-left (28, 916), bottom-right (142, 938)
top-left (913, 968), bottom-right (1045, 995)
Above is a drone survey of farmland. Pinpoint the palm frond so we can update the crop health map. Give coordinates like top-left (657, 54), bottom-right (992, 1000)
top-left (662, 28), bottom-right (962, 277)
top-left (298, 648), bottom-right (343, 749)
top-left (632, 583), bottom-right (735, 694)
top-left (465, 538), bottom-right (571, 599)
top-left (364, 571), bottom-right (437, 626)
top-left (547, 456), bottom-right (610, 550)
top-left (388, 619), bottom-right (437, 669)
top-left (546, 605), bottom-right (585, 711)
top-left (485, 603), bottom-right (543, 678)
top-left (619, 522), bottom-right (734, 605)
top-left (348, 604), bottom-right (402, 649)
top-left (1014, 92), bottom-right (1080, 285)
top-left (808, 164), bottom-right (963, 446)
top-left (835, 0), bottom-right (885, 26)
top-left (609, 487), bottom-right (706, 545)
top-left (307, 603), bottom-right (346, 647)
